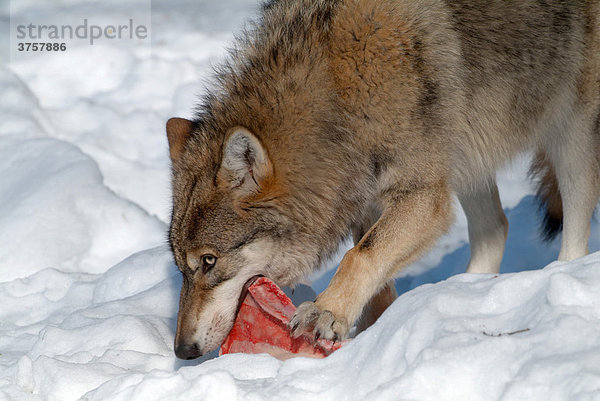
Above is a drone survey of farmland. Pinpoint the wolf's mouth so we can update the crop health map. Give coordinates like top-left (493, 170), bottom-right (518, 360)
top-left (236, 275), bottom-right (263, 315)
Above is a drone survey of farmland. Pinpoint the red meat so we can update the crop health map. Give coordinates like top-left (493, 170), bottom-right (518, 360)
top-left (220, 277), bottom-right (348, 359)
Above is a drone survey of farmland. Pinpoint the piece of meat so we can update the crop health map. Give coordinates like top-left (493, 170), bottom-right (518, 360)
top-left (220, 277), bottom-right (348, 359)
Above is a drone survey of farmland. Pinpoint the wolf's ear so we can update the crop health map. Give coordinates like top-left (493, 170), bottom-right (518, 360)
top-left (218, 127), bottom-right (274, 195)
top-left (166, 117), bottom-right (195, 160)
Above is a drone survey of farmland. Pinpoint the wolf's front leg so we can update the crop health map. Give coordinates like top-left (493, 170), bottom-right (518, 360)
top-left (290, 182), bottom-right (453, 341)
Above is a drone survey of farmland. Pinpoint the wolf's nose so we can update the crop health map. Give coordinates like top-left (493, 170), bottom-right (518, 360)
top-left (175, 342), bottom-right (202, 360)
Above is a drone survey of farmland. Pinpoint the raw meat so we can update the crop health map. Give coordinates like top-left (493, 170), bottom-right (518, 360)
top-left (220, 277), bottom-right (348, 359)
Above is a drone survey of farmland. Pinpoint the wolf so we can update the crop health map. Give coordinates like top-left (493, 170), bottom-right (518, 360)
top-left (166, 0), bottom-right (600, 359)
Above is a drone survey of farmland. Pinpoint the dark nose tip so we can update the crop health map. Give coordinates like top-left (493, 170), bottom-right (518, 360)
top-left (175, 342), bottom-right (203, 360)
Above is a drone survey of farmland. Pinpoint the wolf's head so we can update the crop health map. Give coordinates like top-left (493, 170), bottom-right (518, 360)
top-left (166, 117), bottom-right (329, 359)
top-left (165, 0), bottom-right (371, 359)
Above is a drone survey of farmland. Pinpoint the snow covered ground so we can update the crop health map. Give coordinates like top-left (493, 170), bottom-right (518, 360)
top-left (1, 1), bottom-right (600, 400)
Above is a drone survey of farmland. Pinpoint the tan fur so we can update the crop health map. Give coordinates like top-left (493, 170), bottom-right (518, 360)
top-left (168, 0), bottom-right (600, 358)
top-left (166, 117), bottom-right (195, 160)
top-left (458, 180), bottom-right (509, 273)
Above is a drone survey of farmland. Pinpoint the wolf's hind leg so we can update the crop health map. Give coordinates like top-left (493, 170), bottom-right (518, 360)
top-left (458, 180), bottom-right (508, 274)
top-left (355, 281), bottom-right (397, 334)
top-left (547, 112), bottom-right (600, 261)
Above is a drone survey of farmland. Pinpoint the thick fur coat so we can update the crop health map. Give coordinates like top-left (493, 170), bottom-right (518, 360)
top-left (166, 0), bottom-right (600, 359)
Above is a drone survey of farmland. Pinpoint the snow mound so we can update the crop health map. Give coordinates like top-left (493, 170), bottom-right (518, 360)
top-left (93, 254), bottom-right (600, 401)
top-left (0, 136), bottom-right (166, 281)
top-left (3, 245), bottom-right (600, 400)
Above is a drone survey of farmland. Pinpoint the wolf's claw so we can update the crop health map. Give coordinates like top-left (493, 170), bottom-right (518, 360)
top-left (289, 301), bottom-right (319, 337)
top-left (290, 301), bottom-right (350, 341)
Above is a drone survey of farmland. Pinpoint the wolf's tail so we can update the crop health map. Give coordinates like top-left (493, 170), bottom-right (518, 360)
top-left (529, 151), bottom-right (563, 241)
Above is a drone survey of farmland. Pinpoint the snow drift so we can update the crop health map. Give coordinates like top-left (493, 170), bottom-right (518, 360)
top-left (2, 244), bottom-right (600, 401)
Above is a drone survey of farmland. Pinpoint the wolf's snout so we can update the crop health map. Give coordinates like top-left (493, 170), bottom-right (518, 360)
top-left (174, 342), bottom-right (202, 360)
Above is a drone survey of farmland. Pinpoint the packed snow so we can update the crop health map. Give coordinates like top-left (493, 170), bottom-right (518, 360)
top-left (1, 1), bottom-right (600, 400)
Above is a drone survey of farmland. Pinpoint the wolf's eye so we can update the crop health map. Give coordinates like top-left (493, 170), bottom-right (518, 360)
top-left (201, 254), bottom-right (217, 273)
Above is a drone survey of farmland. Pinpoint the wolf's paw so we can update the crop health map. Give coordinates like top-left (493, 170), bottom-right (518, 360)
top-left (289, 301), bottom-right (349, 342)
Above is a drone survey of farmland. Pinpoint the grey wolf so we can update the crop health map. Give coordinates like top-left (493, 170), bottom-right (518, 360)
top-left (166, 0), bottom-right (600, 359)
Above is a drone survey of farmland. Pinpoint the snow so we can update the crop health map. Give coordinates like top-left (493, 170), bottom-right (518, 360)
top-left (1, 1), bottom-right (600, 400)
